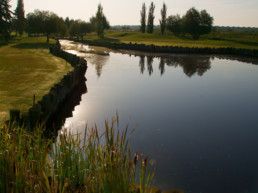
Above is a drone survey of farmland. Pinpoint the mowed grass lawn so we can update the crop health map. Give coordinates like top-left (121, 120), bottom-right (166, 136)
top-left (86, 30), bottom-right (258, 50)
top-left (0, 37), bottom-right (73, 122)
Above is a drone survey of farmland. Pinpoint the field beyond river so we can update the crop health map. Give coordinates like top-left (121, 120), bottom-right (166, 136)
top-left (85, 29), bottom-right (258, 50)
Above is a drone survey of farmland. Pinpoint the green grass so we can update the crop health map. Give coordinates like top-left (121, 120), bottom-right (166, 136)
top-left (85, 30), bottom-right (258, 50)
top-left (0, 117), bottom-right (154, 193)
top-left (0, 36), bottom-right (73, 122)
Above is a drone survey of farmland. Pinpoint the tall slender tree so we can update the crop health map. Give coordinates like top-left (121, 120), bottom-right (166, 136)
top-left (140, 3), bottom-right (146, 33)
top-left (159, 2), bottom-right (167, 35)
top-left (15, 0), bottom-right (25, 36)
top-left (147, 2), bottom-right (155, 34)
top-left (91, 4), bottom-right (109, 38)
top-left (0, 0), bottom-right (12, 40)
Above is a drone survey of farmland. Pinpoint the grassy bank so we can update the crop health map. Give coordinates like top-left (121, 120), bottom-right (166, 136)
top-left (85, 30), bottom-right (258, 50)
top-left (0, 37), bottom-right (73, 122)
top-left (0, 119), bottom-right (154, 193)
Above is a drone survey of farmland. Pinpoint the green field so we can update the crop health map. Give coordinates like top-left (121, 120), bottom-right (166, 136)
top-left (85, 29), bottom-right (258, 50)
top-left (0, 37), bottom-right (73, 122)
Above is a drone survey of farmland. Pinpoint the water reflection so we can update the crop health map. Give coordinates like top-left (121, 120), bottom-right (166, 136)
top-left (159, 58), bottom-right (165, 75)
top-left (165, 56), bottom-right (211, 77)
top-left (60, 40), bottom-right (258, 79)
top-left (46, 81), bottom-right (87, 136)
top-left (137, 55), bottom-right (211, 77)
top-left (139, 55), bottom-right (145, 74)
top-left (147, 56), bottom-right (154, 75)
top-left (89, 54), bottom-right (110, 77)
top-left (61, 40), bottom-right (213, 78)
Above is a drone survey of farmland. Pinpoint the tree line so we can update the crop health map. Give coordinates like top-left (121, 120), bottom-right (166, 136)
top-left (1, 0), bottom-right (213, 42)
top-left (140, 2), bottom-right (214, 39)
top-left (0, 1), bottom-right (109, 42)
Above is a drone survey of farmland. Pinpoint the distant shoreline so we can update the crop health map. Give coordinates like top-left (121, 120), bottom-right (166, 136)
top-left (64, 38), bottom-right (258, 58)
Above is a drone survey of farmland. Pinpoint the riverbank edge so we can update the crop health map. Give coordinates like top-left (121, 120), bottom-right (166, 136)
top-left (67, 38), bottom-right (258, 58)
top-left (9, 41), bottom-right (87, 130)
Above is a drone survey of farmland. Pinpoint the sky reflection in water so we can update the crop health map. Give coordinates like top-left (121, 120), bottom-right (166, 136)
top-left (60, 40), bottom-right (258, 193)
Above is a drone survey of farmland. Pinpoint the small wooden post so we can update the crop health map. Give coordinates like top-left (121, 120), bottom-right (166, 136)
top-left (33, 94), bottom-right (35, 106)
top-left (10, 109), bottom-right (20, 124)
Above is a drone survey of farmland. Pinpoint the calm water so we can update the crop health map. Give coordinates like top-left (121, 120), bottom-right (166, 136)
top-left (60, 40), bottom-right (258, 193)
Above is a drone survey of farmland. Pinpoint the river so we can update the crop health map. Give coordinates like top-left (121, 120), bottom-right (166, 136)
top-left (60, 40), bottom-right (258, 193)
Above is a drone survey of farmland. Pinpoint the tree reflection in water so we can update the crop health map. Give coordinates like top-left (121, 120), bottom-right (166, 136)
top-left (159, 57), bottom-right (165, 76)
top-left (140, 55), bottom-right (212, 77)
top-left (139, 55), bottom-right (145, 74)
top-left (89, 54), bottom-right (110, 77)
top-left (92, 53), bottom-right (212, 78)
top-left (146, 56), bottom-right (154, 75)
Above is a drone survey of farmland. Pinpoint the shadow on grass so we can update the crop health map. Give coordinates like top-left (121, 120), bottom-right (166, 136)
top-left (0, 41), bottom-right (8, 47)
top-left (230, 40), bottom-right (258, 48)
top-left (0, 35), bottom-right (26, 47)
top-left (93, 37), bottom-right (120, 43)
top-left (11, 42), bottom-right (53, 49)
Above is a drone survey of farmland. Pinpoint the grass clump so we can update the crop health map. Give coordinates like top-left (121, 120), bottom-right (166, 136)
top-left (0, 117), bottom-right (154, 193)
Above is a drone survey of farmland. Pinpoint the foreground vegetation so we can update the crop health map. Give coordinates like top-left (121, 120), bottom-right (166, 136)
top-left (0, 36), bottom-right (73, 122)
top-left (0, 118), bottom-right (154, 193)
top-left (84, 29), bottom-right (258, 50)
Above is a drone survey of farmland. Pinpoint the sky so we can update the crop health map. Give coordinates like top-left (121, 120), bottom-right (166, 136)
top-left (10, 0), bottom-right (258, 27)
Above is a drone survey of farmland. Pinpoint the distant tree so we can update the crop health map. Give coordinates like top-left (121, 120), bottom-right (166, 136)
top-left (69, 21), bottom-right (80, 38)
top-left (166, 14), bottom-right (181, 36)
top-left (44, 13), bottom-right (65, 42)
top-left (199, 10), bottom-right (213, 35)
top-left (167, 8), bottom-right (213, 39)
top-left (147, 2), bottom-right (155, 34)
top-left (27, 10), bottom-right (45, 35)
top-left (27, 10), bottom-right (67, 42)
top-left (159, 2), bottom-right (167, 35)
top-left (140, 3), bottom-right (146, 33)
top-left (181, 7), bottom-right (213, 39)
top-left (64, 17), bottom-right (75, 29)
top-left (0, 0), bottom-right (12, 40)
top-left (79, 21), bottom-right (93, 40)
top-left (181, 7), bottom-right (201, 40)
top-left (57, 17), bottom-right (68, 37)
top-left (14, 0), bottom-right (25, 36)
top-left (64, 17), bottom-right (70, 27)
top-left (90, 4), bottom-right (110, 38)
top-left (69, 20), bottom-right (93, 40)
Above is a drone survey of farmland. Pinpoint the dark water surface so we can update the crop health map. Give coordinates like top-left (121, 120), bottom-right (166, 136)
top-left (60, 40), bottom-right (258, 193)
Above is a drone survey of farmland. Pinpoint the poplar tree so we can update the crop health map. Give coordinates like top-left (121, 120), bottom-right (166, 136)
top-left (147, 2), bottom-right (155, 34)
top-left (15, 0), bottom-right (25, 36)
top-left (159, 2), bottom-right (167, 35)
top-left (90, 4), bottom-right (110, 38)
top-left (140, 3), bottom-right (146, 33)
top-left (0, 0), bottom-right (12, 40)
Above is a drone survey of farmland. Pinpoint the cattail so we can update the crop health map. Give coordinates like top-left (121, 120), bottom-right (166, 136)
top-left (133, 152), bottom-right (139, 166)
top-left (142, 156), bottom-right (148, 168)
top-left (64, 178), bottom-right (69, 188)
top-left (128, 160), bottom-right (132, 168)
top-left (105, 162), bottom-right (109, 170)
top-left (123, 155), bottom-right (127, 164)
top-left (111, 150), bottom-right (116, 161)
